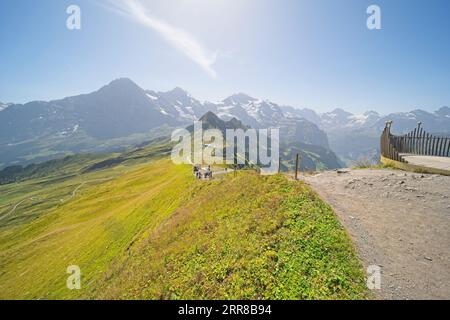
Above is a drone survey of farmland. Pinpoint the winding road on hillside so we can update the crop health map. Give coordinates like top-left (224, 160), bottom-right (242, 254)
top-left (300, 169), bottom-right (450, 300)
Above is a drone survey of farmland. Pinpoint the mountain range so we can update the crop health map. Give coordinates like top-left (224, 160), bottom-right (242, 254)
top-left (282, 106), bottom-right (450, 133)
top-left (0, 78), bottom-right (448, 168)
top-left (291, 107), bottom-right (450, 163)
top-left (0, 78), bottom-right (330, 168)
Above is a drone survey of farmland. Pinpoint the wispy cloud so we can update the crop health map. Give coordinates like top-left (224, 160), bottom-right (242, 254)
top-left (106, 0), bottom-right (218, 78)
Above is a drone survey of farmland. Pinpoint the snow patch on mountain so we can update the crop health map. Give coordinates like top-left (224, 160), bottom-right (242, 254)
top-left (319, 109), bottom-right (382, 131)
top-left (348, 114), bottom-right (369, 125)
top-left (0, 102), bottom-right (12, 112)
top-left (146, 93), bottom-right (158, 101)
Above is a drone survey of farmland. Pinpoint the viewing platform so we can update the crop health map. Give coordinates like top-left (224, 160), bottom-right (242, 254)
top-left (401, 154), bottom-right (450, 172)
top-left (380, 122), bottom-right (450, 176)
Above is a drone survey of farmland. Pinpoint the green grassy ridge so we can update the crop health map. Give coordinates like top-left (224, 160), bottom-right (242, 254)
top-left (0, 157), bottom-right (368, 300)
top-left (91, 173), bottom-right (368, 300)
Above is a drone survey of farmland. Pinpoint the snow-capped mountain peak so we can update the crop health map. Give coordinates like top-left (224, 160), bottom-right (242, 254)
top-left (347, 111), bottom-right (381, 127)
top-left (145, 91), bottom-right (159, 101)
top-left (319, 108), bottom-right (382, 130)
top-left (364, 110), bottom-right (380, 117)
top-left (211, 95), bottom-right (286, 128)
top-left (223, 93), bottom-right (257, 106)
top-left (321, 108), bottom-right (354, 129)
top-left (143, 88), bottom-right (206, 122)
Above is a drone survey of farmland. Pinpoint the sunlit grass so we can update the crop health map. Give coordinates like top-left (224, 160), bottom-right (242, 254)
top-left (0, 159), bottom-right (368, 300)
top-left (0, 159), bottom-right (193, 299)
top-left (92, 173), bottom-right (368, 300)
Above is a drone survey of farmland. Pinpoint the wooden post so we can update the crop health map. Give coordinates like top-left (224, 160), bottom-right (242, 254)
top-left (278, 157), bottom-right (281, 174)
top-left (295, 153), bottom-right (299, 180)
top-left (234, 151), bottom-right (237, 178)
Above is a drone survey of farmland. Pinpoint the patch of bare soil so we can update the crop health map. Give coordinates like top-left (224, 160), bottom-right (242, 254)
top-left (301, 169), bottom-right (450, 300)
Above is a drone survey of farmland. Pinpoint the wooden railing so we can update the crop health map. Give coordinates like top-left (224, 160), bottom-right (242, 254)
top-left (381, 122), bottom-right (450, 162)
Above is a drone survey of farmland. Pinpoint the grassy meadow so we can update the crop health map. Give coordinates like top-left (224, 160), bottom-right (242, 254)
top-left (0, 152), bottom-right (368, 299)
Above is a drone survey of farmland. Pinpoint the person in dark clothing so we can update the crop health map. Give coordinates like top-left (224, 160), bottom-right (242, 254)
top-left (205, 166), bottom-right (212, 180)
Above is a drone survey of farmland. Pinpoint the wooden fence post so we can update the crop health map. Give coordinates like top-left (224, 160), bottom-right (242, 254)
top-left (295, 153), bottom-right (299, 180)
top-left (278, 157), bottom-right (281, 174)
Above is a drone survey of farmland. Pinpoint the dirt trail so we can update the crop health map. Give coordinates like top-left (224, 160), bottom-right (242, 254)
top-left (0, 197), bottom-right (39, 221)
top-left (300, 169), bottom-right (450, 300)
top-left (63, 178), bottom-right (114, 202)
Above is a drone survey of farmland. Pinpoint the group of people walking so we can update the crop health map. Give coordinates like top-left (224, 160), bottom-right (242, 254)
top-left (193, 165), bottom-right (213, 180)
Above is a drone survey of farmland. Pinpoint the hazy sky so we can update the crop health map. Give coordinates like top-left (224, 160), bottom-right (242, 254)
top-left (0, 0), bottom-right (449, 114)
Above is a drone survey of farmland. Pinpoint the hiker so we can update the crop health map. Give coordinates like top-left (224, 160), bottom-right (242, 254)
top-left (205, 167), bottom-right (212, 180)
top-left (194, 165), bottom-right (203, 177)
top-left (208, 167), bottom-right (213, 179)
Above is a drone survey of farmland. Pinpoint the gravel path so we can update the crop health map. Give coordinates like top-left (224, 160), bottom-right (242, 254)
top-left (301, 169), bottom-right (450, 300)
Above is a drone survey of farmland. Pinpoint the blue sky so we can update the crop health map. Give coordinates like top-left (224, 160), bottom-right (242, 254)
top-left (0, 0), bottom-right (449, 114)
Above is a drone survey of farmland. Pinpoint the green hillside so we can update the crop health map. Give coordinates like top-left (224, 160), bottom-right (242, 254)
top-left (0, 151), bottom-right (368, 299)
